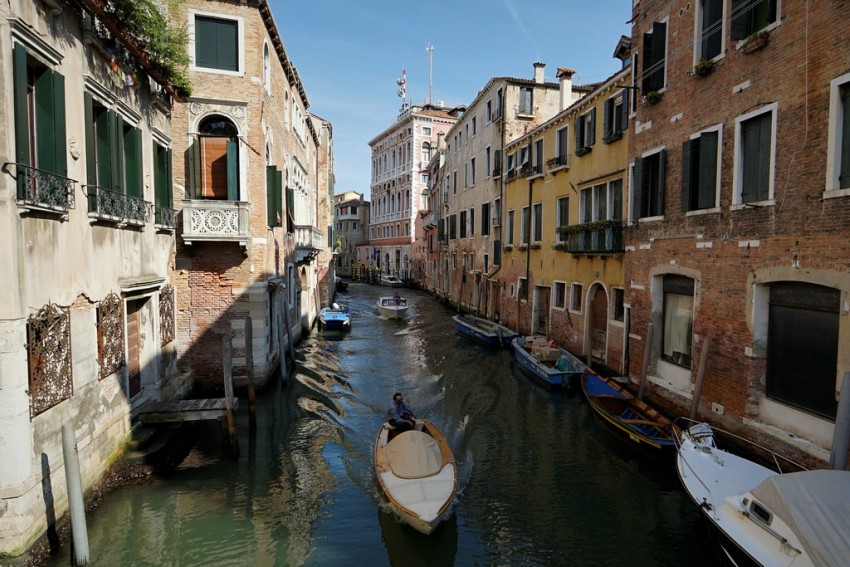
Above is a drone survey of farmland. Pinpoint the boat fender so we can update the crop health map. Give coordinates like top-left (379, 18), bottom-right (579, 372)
top-left (699, 498), bottom-right (713, 511)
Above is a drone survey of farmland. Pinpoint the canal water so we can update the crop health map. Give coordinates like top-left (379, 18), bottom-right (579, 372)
top-left (51, 283), bottom-right (720, 566)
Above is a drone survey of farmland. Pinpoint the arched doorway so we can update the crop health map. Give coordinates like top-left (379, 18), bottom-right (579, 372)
top-left (195, 115), bottom-right (239, 200)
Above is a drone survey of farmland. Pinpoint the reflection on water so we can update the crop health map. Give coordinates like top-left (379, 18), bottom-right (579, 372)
top-left (50, 282), bottom-right (718, 566)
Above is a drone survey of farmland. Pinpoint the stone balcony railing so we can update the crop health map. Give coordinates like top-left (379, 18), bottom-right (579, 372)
top-left (294, 224), bottom-right (324, 263)
top-left (181, 199), bottom-right (250, 248)
top-left (558, 221), bottom-right (625, 255)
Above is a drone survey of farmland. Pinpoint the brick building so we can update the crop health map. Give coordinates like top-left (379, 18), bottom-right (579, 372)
top-left (625, 0), bottom-right (850, 464)
top-left (171, 0), bottom-right (328, 390)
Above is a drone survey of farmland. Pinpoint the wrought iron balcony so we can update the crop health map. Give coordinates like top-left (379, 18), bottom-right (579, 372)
top-left (558, 221), bottom-right (624, 255)
top-left (181, 199), bottom-right (250, 248)
top-left (155, 203), bottom-right (177, 230)
top-left (294, 224), bottom-right (325, 263)
top-left (4, 162), bottom-right (76, 213)
top-left (85, 185), bottom-right (151, 225)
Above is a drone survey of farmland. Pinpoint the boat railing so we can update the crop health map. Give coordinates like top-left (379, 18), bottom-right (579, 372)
top-left (672, 417), bottom-right (808, 474)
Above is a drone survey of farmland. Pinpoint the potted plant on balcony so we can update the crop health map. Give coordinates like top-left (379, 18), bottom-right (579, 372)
top-left (529, 243), bottom-right (541, 250)
top-left (642, 90), bottom-right (664, 106)
top-left (693, 58), bottom-right (715, 77)
top-left (575, 146), bottom-right (591, 157)
top-left (552, 242), bottom-right (565, 251)
top-left (603, 130), bottom-right (623, 144)
top-left (742, 30), bottom-right (769, 53)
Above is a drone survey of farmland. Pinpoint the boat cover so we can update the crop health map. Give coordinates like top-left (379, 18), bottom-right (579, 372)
top-left (750, 470), bottom-right (850, 567)
top-left (386, 430), bottom-right (442, 479)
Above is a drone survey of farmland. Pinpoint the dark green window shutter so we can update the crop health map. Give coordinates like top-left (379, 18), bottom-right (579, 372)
top-left (493, 240), bottom-right (501, 266)
top-left (84, 93), bottom-right (97, 187)
top-left (154, 143), bottom-right (166, 206)
top-left (620, 90), bottom-right (629, 131)
top-left (633, 157), bottom-right (645, 218)
top-left (286, 187), bottom-right (295, 232)
top-left (589, 107), bottom-right (596, 146)
top-left (698, 131), bottom-right (718, 209)
top-left (275, 169), bottom-right (283, 226)
top-left (741, 113), bottom-right (771, 203)
top-left (96, 109), bottom-right (114, 191)
top-left (655, 149), bottom-right (667, 216)
top-left (681, 138), bottom-right (695, 212)
top-left (195, 16), bottom-right (238, 72)
top-left (641, 32), bottom-right (654, 92)
top-left (575, 116), bottom-right (582, 148)
top-left (226, 140), bottom-right (238, 200)
top-left (52, 71), bottom-right (66, 176)
top-left (840, 85), bottom-right (850, 188)
top-left (111, 113), bottom-right (124, 193)
top-left (124, 126), bottom-right (142, 198)
top-left (266, 165), bottom-right (275, 226)
top-left (603, 98), bottom-right (612, 137)
top-left (12, 44), bottom-right (30, 171)
top-left (166, 148), bottom-right (173, 204)
top-left (191, 137), bottom-right (201, 198)
top-left (34, 67), bottom-right (55, 174)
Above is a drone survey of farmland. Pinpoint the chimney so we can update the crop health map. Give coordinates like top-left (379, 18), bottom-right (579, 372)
top-left (557, 68), bottom-right (576, 111)
top-left (533, 62), bottom-right (546, 84)
top-left (436, 132), bottom-right (445, 150)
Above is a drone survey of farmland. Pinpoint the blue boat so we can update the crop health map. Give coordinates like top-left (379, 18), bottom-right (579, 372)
top-left (510, 336), bottom-right (586, 390)
top-left (581, 371), bottom-right (676, 455)
top-left (452, 314), bottom-right (518, 347)
top-left (318, 304), bottom-right (351, 331)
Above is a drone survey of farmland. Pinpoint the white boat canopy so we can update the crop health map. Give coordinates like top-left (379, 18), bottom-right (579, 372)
top-left (751, 470), bottom-right (850, 567)
top-left (386, 430), bottom-right (442, 479)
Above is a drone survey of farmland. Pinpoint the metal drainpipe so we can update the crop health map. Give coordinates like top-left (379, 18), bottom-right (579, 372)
top-left (486, 89), bottom-right (506, 321)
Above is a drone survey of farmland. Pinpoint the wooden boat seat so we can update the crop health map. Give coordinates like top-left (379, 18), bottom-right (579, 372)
top-left (621, 418), bottom-right (664, 428)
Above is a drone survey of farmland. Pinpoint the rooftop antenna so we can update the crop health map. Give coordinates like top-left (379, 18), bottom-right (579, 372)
top-left (426, 42), bottom-right (434, 105)
top-left (396, 68), bottom-right (407, 110)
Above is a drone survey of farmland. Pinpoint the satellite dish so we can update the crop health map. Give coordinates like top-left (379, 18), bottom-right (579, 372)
top-left (397, 89), bottom-right (404, 97)
top-left (396, 78), bottom-right (405, 86)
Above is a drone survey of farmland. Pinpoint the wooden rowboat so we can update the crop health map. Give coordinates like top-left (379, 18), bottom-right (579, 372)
top-left (452, 313), bottom-right (518, 347)
top-left (374, 419), bottom-right (457, 535)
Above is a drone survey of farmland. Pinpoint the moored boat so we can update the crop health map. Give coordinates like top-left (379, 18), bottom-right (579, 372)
top-left (318, 303), bottom-right (351, 331)
top-left (452, 313), bottom-right (518, 347)
top-left (377, 295), bottom-right (409, 319)
top-left (379, 274), bottom-right (404, 287)
top-left (675, 419), bottom-right (850, 567)
top-left (335, 277), bottom-right (349, 292)
top-left (581, 371), bottom-right (677, 454)
top-left (511, 336), bottom-right (586, 390)
top-left (374, 419), bottom-right (457, 535)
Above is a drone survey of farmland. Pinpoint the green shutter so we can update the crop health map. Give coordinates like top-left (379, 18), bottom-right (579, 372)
top-left (266, 165), bottom-right (275, 226)
top-left (681, 139), bottom-right (694, 212)
top-left (641, 32), bottom-right (654, 92)
top-left (154, 143), bottom-right (165, 206)
top-left (603, 98), bottom-right (612, 138)
top-left (286, 186), bottom-right (295, 232)
top-left (698, 131), bottom-right (718, 209)
top-left (34, 67), bottom-right (55, 174)
top-left (110, 112), bottom-right (123, 193)
top-left (166, 148), bottom-right (173, 204)
top-left (656, 149), bottom-right (666, 215)
top-left (275, 169), bottom-right (283, 226)
top-left (191, 137), bottom-right (201, 198)
top-left (589, 107), bottom-right (596, 146)
top-left (97, 109), bottom-right (114, 191)
top-left (84, 93), bottom-right (97, 186)
top-left (840, 85), bottom-right (850, 188)
top-left (633, 157), bottom-right (645, 218)
top-left (226, 140), bottom-right (238, 200)
top-left (52, 71), bottom-right (66, 176)
top-left (124, 126), bottom-right (142, 198)
top-left (12, 44), bottom-right (30, 174)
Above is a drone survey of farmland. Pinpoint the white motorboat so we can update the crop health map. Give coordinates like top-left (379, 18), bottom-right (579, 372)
top-left (675, 419), bottom-right (850, 567)
top-left (374, 419), bottom-right (457, 535)
top-left (377, 295), bottom-right (408, 319)
top-left (379, 274), bottom-right (404, 287)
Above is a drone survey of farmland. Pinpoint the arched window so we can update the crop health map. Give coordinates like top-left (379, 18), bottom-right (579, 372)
top-left (422, 142), bottom-right (432, 164)
top-left (195, 115), bottom-right (239, 200)
top-left (263, 43), bottom-right (271, 91)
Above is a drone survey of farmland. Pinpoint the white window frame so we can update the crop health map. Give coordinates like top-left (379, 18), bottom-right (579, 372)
top-left (694, 0), bottom-right (727, 64)
top-left (732, 102), bottom-right (778, 208)
top-left (553, 280), bottom-right (567, 310)
top-left (826, 72), bottom-right (850, 197)
top-left (188, 10), bottom-right (246, 76)
top-left (569, 283), bottom-right (583, 314)
top-left (685, 124), bottom-right (723, 216)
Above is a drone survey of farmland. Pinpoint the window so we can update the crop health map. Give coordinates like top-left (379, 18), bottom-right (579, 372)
top-left (603, 90), bottom-right (628, 142)
top-left (533, 139), bottom-right (544, 175)
top-left (633, 150), bottom-right (666, 219)
top-left (735, 105), bottom-right (775, 204)
top-left (554, 282), bottom-right (567, 309)
top-left (423, 126), bottom-right (432, 135)
top-left (453, 170), bottom-right (457, 194)
top-left (193, 115), bottom-right (240, 200)
top-left (154, 142), bottom-right (174, 226)
top-left (460, 211), bottom-right (468, 238)
top-left (521, 206), bottom-right (530, 244)
top-left (581, 180), bottom-right (623, 223)
top-left (484, 254), bottom-right (489, 273)
top-left (422, 142), bottom-right (432, 164)
top-left (662, 275), bottom-right (694, 368)
top-left (532, 203), bottom-right (543, 242)
top-left (485, 147), bottom-right (491, 178)
top-left (556, 126), bottom-right (569, 167)
top-left (507, 152), bottom-right (517, 177)
top-left (194, 14), bottom-right (240, 72)
top-left (472, 116), bottom-right (477, 136)
top-left (642, 21), bottom-right (667, 93)
top-left (266, 165), bottom-right (283, 226)
top-left (263, 43), bottom-right (271, 91)
top-left (682, 129), bottom-right (719, 212)
top-left (449, 214), bottom-right (457, 239)
top-left (828, 75), bottom-right (850, 192)
top-left (12, 44), bottom-right (68, 204)
top-left (27, 303), bottom-right (72, 417)
top-left (469, 207), bottom-right (475, 236)
top-left (464, 162), bottom-right (468, 188)
top-left (97, 293), bottom-right (125, 379)
top-left (576, 109), bottom-right (596, 152)
top-left (507, 210), bottom-right (515, 245)
top-left (612, 288), bottom-right (625, 322)
top-left (570, 283), bottom-right (583, 312)
top-left (730, 0), bottom-right (777, 41)
top-left (519, 278), bottom-right (528, 301)
top-left (519, 87), bottom-right (533, 115)
top-left (487, 100), bottom-right (492, 122)
top-left (481, 202), bottom-right (490, 236)
top-left (556, 196), bottom-right (570, 241)
top-left (697, 0), bottom-right (724, 60)
top-left (470, 157), bottom-right (476, 185)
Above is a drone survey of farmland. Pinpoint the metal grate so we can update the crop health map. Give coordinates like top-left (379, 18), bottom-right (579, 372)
top-left (28, 303), bottom-right (73, 417)
top-left (97, 292), bottom-right (125, 379)
top-left (159, 284), bottom-right (175, 346)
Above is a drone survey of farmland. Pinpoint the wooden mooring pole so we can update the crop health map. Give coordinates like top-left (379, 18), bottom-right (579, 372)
top-left (222, 334), bottom-right (240, 458)
top-left (61, 422), bottom-right (89, 565)
top-left (283, 298), bottom-right (296, 373)
top-left (277, 299), bottom-right (288, 381)
top-left (638, 323), bottom-right (654, 400)
top-left (829, 371), bottom-right (850, 470)
top-left (689, 336), bottom-right (711, 420)
top-left (244, 317), bottom-right (256, 432)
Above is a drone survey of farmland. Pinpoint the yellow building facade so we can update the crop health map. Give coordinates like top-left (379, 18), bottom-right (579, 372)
top-left (499, 66), bottom-right (631, 374)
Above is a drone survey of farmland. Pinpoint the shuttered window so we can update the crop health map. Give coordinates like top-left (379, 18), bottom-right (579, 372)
top-left (633, 150), bottom-right (666, 219)
top-left (195, 16), bottom-right (239, 72)
top-left (507, 210), bottom-right (515, 245)
top-left (740, 111), bottom-right (772, 203)
top-left (556, 127), bottom-right (569, 162)
top-left (662, 275), bottom-right (695, 368)
top-left (481, 202), bottom-right (490, 236)
top-left (642, 21), bottom-right (667, 93)
top-left (603, 90), bottom-right (628, 141)
top-left (266, 165), bottom-right (283, 227)
top-left (699, 0), bottom-right (724, 60)
top-left (839, 84), bottom-right (850, 188)
top-left (730, 0), bottom-right (777, 41)
top-left (681, 131), bottom-right (719, 212)
top-left (459, 210), bottom-right (467, 238)
top-left (154, 143), bottom-right (173, 208)
top-left (575, 108), bottom-right (596, 151)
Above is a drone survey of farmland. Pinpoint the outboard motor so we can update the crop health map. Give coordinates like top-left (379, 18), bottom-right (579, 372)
top-left (688, 423), bottom-right (716, 448)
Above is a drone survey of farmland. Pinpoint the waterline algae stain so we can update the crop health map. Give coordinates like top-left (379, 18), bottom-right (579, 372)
top-left (50, 283), bottom-right (718, 566)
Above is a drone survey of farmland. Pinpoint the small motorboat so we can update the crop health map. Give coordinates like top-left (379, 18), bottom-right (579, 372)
top-left (318, 303), bottom-right (351, 331)
top-left (377, 295), bottom-right (408, 319)
top-left (379, 274), bottom-right (404, 287)
top-left (335, 277), bottom-right (349, 292)
top-left (374, 419), bottom-right (457, 535)
top-left (581, 371), bottom-right (677, 455)
top-left (452, 313), bottom-right (518, 347)
top-left (510, 336), bottom-right (585, 390)
top-left (675, 419), bottom-right (850, 567)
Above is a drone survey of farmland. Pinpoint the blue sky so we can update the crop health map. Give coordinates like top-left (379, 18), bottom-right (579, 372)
top-left (271, 0), bottom-right (632, 195)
